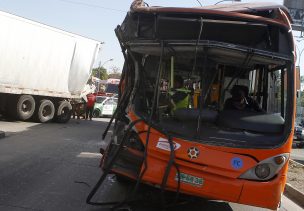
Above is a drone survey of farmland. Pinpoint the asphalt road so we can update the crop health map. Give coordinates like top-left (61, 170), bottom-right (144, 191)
top-left (0, 118), bottom-right (302, 211)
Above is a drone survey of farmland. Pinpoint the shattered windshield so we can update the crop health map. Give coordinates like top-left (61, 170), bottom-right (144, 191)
top-left (121, 10), bottom-right (294, 149)
top-left (134, 52), bottom-right (292, 148)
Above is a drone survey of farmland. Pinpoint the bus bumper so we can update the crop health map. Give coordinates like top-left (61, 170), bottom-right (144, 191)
top-left (238, 174), bottom-right (285, 210)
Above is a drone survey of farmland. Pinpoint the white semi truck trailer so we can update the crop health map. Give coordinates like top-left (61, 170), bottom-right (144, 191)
top-left (0, 11), bottom-right (101, 123)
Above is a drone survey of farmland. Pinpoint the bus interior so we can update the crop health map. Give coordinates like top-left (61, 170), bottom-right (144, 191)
top-left (133, 50), bottom-right (292, 149)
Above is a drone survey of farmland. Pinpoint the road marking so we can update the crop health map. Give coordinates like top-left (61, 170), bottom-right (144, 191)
top-left (77, 152), bottom-right (102, 159)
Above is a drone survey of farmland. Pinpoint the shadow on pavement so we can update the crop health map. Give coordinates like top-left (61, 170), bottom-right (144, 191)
top-left (294, 159), bottom-right (304, 165)
top-left (86, 175), bottom-right (233, 211)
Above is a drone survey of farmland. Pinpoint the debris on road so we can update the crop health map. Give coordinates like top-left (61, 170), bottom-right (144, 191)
top-left (287, 160), bottom-right (304, 193)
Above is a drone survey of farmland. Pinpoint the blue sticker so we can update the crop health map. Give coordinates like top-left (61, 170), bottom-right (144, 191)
top-left (231, 157), bottom-right (243, 169)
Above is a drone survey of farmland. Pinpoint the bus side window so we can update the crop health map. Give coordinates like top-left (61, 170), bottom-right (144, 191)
top-left (267, 68), bottom-right (286, 118)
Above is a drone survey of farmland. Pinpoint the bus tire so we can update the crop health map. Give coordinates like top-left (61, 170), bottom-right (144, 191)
top-left (55, 101), bottom-right (72, 123)
top-left (36, 99), bottom-right (55, 123)
top-left (16, 95), bottom-right (36, 120)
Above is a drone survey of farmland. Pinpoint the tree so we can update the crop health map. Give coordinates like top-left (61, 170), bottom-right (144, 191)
top-left (92, 67), bottom-right (108, 80)
top-left (108, 65), bottom-right (121, 79)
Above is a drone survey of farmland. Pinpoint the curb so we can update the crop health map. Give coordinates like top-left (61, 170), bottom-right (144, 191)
top-left (284, 183), bottom-right (304, 208)
top-left (0, 130), bottom-right (5, 139)
top-left (284, 160), bottom-right (304, 208)
top-left (290, 159), bottom-right (304, 168)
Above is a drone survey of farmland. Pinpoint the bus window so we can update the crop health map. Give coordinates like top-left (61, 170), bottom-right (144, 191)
top-left (105, 83), bottom-right (119, 94)
top-left (267, 68), bottom-right (287, 117)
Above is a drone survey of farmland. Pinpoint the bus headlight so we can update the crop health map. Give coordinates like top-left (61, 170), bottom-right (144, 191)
top-left (255, 163), bottom-right (271, 179)
top-left (239, 153), bottom-right (289, 181)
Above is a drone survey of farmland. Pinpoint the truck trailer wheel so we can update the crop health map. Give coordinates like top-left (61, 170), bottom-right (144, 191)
top-left (36, 100), bottom-right (55, 123)
top-left (16, 95), bottom-right (36, 120)
top-left (55, 101), bottom-right (72, 123)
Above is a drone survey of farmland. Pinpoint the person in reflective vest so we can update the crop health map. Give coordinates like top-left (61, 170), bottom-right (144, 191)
top-left (169, 75), bottom-right (191, 112)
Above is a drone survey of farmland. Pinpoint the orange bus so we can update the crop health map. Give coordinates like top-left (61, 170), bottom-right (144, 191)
top-left (89, 1), bottom-right (296, 210)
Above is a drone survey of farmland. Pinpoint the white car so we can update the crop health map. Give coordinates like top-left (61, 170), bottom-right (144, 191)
top-left (93, 96), bottom-right (118, 117)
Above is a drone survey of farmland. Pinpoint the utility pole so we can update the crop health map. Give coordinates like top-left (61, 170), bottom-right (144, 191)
top-left (98, 58), bottom-right (113, 79)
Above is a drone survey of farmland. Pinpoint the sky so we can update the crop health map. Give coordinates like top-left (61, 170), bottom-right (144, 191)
top-left (0, 0), bottom-right (303, 74)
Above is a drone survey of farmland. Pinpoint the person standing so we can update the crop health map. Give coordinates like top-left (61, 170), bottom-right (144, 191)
top-left (169, 75), bottom-right (191, 112)
top-left (86, 93), bottom-right (96, 120)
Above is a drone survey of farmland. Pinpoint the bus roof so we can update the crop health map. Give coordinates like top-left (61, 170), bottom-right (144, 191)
top-left (130, 1), bottom-right (292, 24)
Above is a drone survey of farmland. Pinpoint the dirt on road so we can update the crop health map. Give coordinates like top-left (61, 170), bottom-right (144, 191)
top-left (287, 160), bottom-right (304, 193)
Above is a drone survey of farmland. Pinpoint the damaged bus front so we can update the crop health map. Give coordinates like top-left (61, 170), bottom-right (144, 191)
top-left (91, 1), bottom-right (296, 210)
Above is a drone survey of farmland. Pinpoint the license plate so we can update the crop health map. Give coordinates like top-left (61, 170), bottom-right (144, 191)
top-left (175, 173), bottom-right (204, 187)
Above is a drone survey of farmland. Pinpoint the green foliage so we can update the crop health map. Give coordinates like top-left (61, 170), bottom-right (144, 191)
top-left (108, 73), bottom-right (121, 79)
top-left (92, 67), bottom-right (108, 80)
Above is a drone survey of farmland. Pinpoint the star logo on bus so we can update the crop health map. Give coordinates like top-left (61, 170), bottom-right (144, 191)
top-left (187, 147), bottom-right (200, 159)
